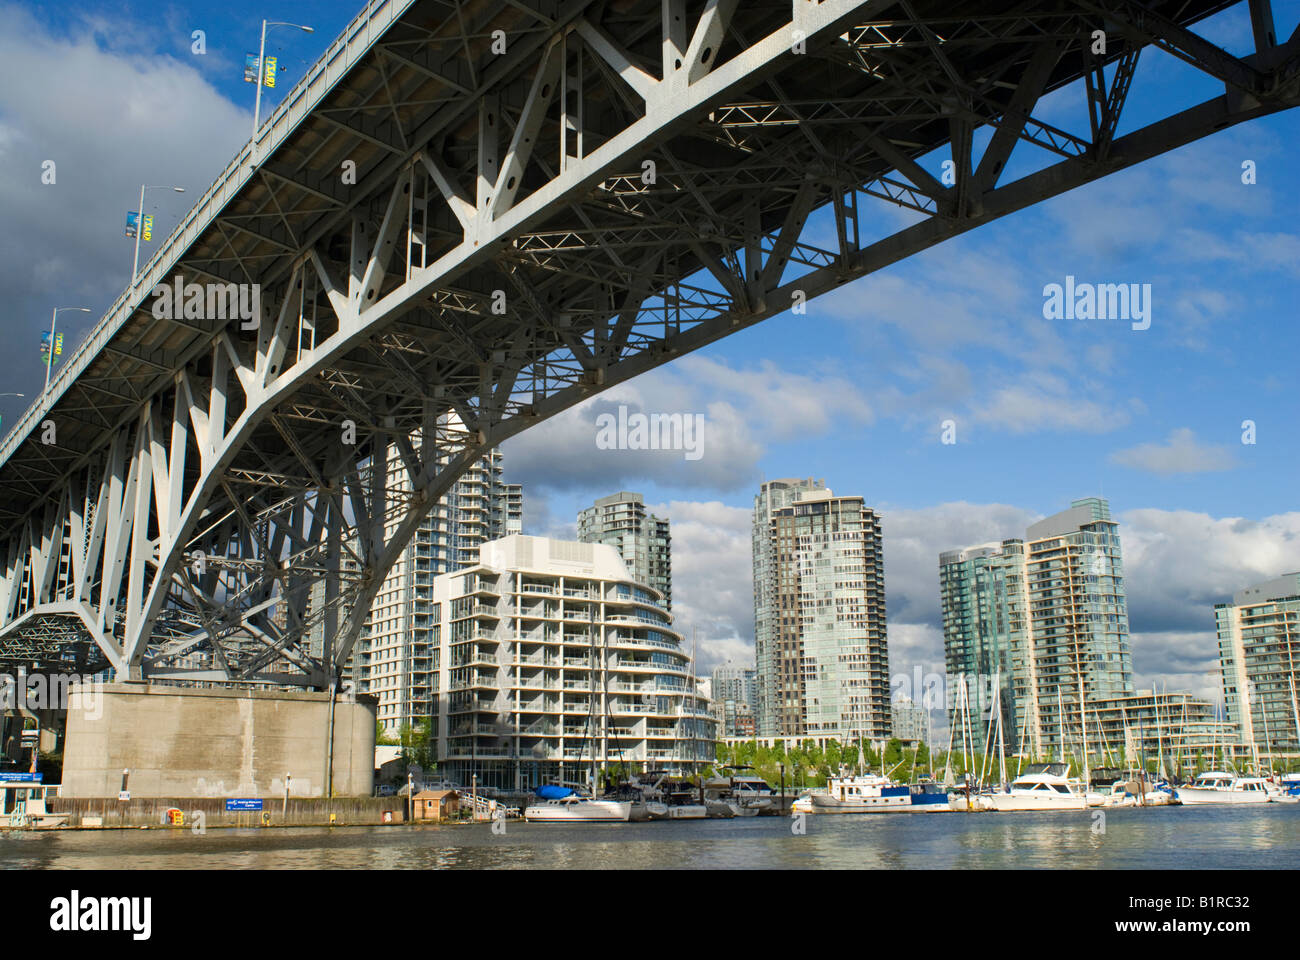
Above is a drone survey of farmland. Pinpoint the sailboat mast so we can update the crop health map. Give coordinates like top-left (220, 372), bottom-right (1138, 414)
top-left (959, 675), bottom-right (972, 781)
top-left (1077, 663), bottom-right (1090, 786)
top-left (1290, 675), bottom-right (1300, 766)
top-left (1056, 687), bottom-right (1065, 766)
top-left (993, 670), bottom-right (1007, 787)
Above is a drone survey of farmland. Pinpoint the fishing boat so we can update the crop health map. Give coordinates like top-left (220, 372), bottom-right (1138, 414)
top-left (523, 795), bottom-right (632, 822)
top-left (809, 771), bottom-right (910, 812)
top-left (1174, 771), bottom-right (1272, 805)
top-left (976, 762), bottom-right (1090, 811)
top-left (907, 779), bottom-right (954, 811)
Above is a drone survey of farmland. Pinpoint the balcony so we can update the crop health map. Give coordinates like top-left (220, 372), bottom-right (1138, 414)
top-left (444, 746), bottom-right (512, 758)
top-left (516, 655), bottom-right (557, 668)
top-left (519, 698), bottom-right (560, 713)
top-left (514, 676), bottom-right (559, 691)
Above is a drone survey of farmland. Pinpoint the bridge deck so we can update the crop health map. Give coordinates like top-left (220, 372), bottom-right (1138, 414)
top-left (0, 0), bottom-right (1239, 527)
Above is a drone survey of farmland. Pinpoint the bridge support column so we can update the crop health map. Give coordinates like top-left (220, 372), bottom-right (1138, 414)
top-left (60, 683), bottom-right (376, 799)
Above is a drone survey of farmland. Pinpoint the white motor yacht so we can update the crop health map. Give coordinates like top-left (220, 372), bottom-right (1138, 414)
top-left (1175, 772), bottom-right (1274, 805)
top-left (978, 763), bottom-right (1090, 811)
top-left (523, 796), bottom-right (632, 822)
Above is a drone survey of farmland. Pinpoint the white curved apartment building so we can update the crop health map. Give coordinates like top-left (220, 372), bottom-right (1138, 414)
top-left (433, 535), bottom-right (715, 790)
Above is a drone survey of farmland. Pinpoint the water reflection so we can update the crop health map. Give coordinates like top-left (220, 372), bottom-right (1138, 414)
top-left (1, 806), bottom-right (1296, 869)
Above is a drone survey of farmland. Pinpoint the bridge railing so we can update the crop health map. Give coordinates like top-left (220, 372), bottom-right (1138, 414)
top-left (0, 0), bottom-right (420, 470)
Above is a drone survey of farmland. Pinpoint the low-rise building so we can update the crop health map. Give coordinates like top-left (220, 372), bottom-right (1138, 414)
top-left (1087, 691), bottom-right (1236, 767)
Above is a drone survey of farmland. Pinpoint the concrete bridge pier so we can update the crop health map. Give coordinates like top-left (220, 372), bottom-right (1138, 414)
top-left (61, 683), bottom-right (376, 799)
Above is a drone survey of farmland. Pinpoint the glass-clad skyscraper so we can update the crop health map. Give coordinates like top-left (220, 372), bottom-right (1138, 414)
top-left (752, 480), bottom-right (890, 740)
top-left (1216, 573), bottom-right (1300, 755)
top-left (941, 498), bottom-right (1132, 758)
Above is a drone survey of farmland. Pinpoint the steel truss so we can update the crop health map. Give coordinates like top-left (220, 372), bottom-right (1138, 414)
top-left (1, 0), bottom-right (1297, 687)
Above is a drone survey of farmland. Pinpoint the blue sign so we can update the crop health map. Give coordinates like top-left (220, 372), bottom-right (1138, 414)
top-left (126, 211), bottom-right (141, 239)
top-left (225, 798), bottom-right (263, 811)
top-left (0, 772), bottom-right (42, 783)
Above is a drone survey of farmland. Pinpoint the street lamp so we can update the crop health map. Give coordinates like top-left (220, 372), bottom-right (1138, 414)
top-left (253, 20), bottom-right (315, 136)
top-left (132, 186), bottom-right (185, 284)
top-left (44, 308), bottom-right (90, 392)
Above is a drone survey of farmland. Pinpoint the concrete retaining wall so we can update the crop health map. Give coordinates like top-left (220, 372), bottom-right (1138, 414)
top-left (48, 796), bottom-right (407, 828)
top-left (61, 683), bottom-right (376, 799)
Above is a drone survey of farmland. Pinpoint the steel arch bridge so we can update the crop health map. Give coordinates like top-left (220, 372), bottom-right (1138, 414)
top-left (0, 0), bottom-right (1296, 688)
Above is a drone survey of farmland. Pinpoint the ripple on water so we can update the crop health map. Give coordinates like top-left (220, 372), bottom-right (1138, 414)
top-left (1, 805), bottom-right (1296, 869)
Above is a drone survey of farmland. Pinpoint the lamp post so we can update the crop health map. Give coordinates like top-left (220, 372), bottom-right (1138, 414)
top-left (132, 186), bottom-right (185, 284)
top-left (253, 20), bottom-right (315, 136)
top-left (44, 308), bottom-right (90, 392)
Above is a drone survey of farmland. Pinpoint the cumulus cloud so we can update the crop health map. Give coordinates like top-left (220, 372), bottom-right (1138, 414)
top-left (649, 499), bottom-right (754, 674)
top-left (1111, 428), bottom-right (1237, 475)
top-left (1120, 508), bottom-right (1300, 635)
top-left (502, 355), bottom-right (874, 495)
top-left (969, 371), bottom-right (1132, 434)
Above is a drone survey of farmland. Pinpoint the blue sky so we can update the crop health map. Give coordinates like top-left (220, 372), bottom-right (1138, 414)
top-left (1, 0), bottom-right (1298, 695)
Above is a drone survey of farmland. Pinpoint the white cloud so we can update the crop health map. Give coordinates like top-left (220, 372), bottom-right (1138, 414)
top-left (502, 355), bottom-right (873, 494)
top-left (1130, 631), bottom-right (1223, 702)
top-left (1120, 508), bottom-right (1300, 636)
top-left (650, 499), bottom-right (754, 674)
top-left (969, 371), bottom-right (1131, 434)
top-left (1110, 428), bottom-right (1237, 475)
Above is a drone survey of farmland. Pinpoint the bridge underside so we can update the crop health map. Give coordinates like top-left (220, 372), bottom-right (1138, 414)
top-left (0, 0), bottom-right (1297, 687)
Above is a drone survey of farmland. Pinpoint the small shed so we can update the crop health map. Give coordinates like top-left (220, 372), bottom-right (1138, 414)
top-left (412, 789), bottom-right (459, 821)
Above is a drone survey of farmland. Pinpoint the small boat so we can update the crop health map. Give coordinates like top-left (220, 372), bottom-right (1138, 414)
top-left (603, 777), bottom-right (668, 821)
top-left (704, 769), bottom-right (778, 817)
top-left (523, 796), bottom-right (632, 822)
top-left (790, 791), bottom-right (818, 814)
top-left (1174, 772), bottom-right (1272, 805)
top-left (660, 778), bottom-right (707, 819)
top-left (704, 799), bottom-right (735, 819)
top-left (667, 802), bottom-right (707, 819)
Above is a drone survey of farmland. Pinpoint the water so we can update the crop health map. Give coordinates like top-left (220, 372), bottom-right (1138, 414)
top-left (2, 805), bottom-right (1297, 869)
